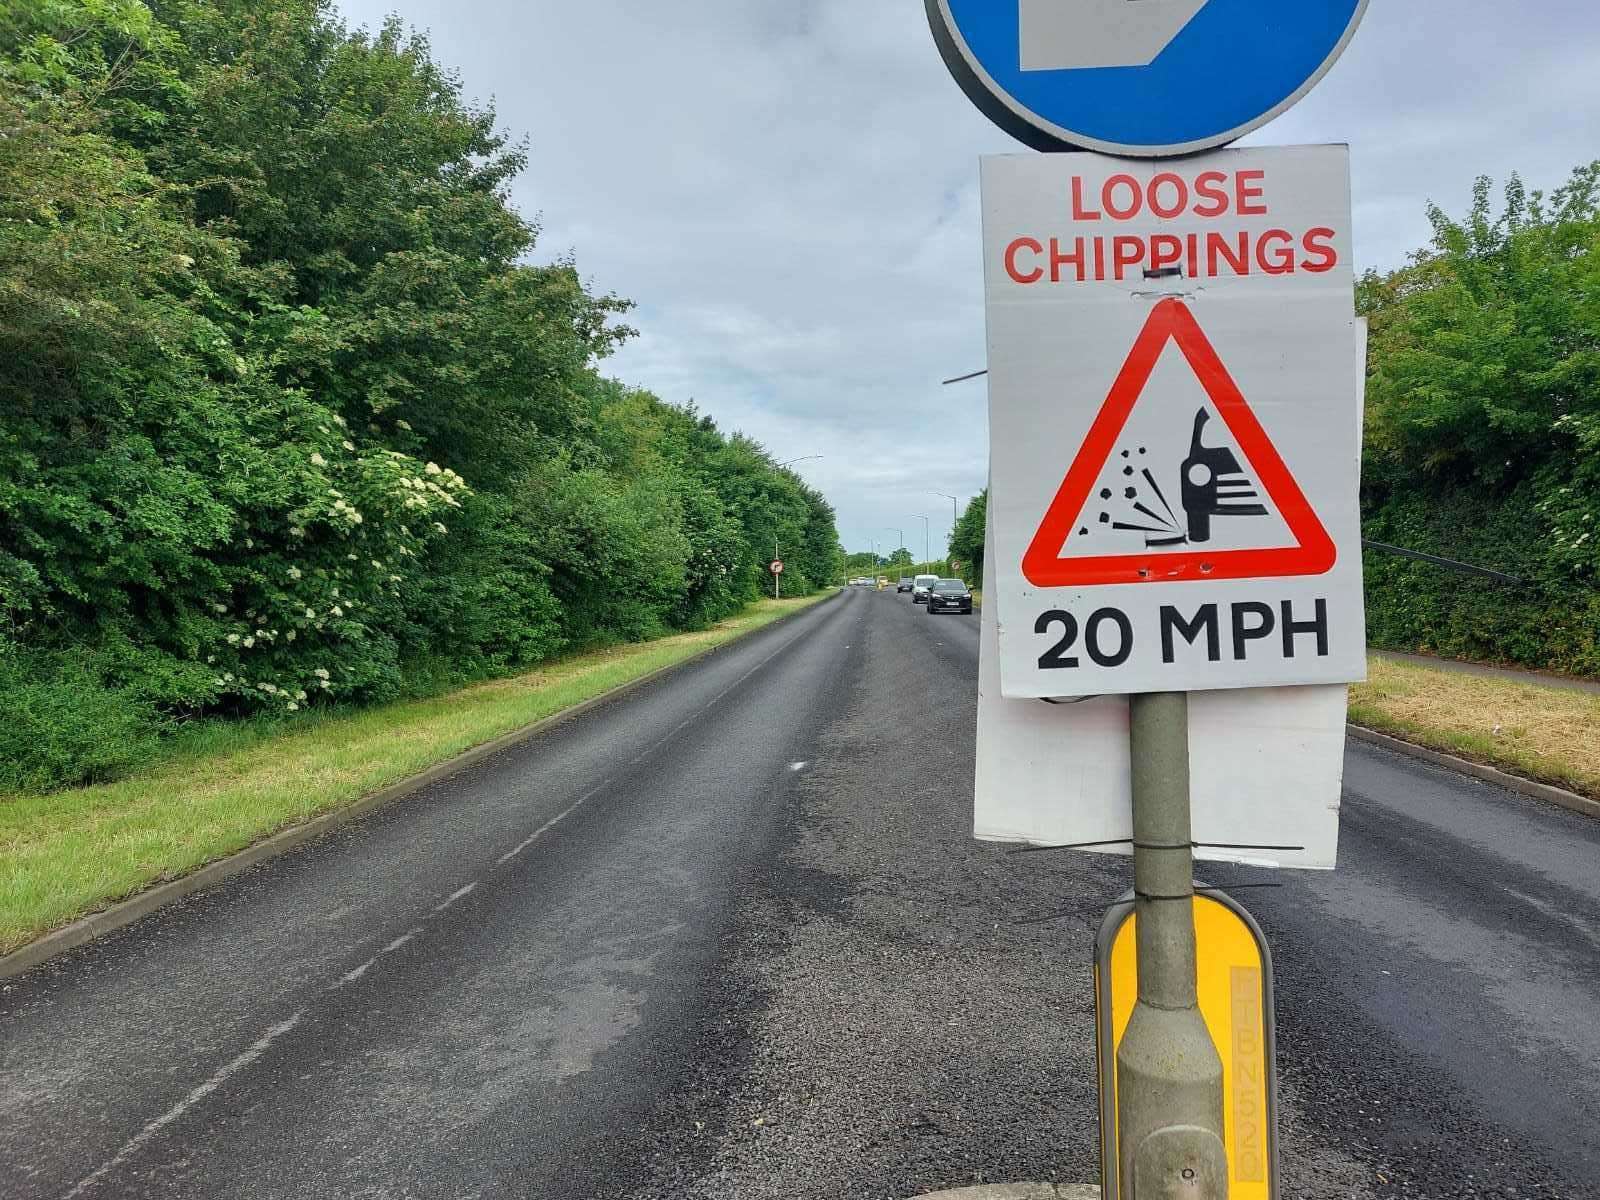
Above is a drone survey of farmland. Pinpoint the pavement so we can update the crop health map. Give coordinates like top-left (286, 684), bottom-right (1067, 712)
top-left (1373, 648), bottom-right (1600, 696)
top-left (4, 587), bottom-right (1599, 1198)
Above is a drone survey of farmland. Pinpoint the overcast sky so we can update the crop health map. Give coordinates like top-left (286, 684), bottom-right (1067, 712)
top-left (336, 0), bottom-right (1600, 561)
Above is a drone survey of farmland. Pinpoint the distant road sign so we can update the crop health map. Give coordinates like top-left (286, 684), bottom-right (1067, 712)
top-left (925, 0), bottom-right (1370, 156)
top-left (769, 559), bottom-right (784, 575)
top-left (982, 145), bottom-right (1366, 697)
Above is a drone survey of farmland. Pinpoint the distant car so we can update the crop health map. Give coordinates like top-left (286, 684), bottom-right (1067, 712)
top-left (926, 578), bottom-right (973, 615)
top-left (910, 573), bottom-right (939, 603)
top-left (896, 577), bottom-right (913, 593)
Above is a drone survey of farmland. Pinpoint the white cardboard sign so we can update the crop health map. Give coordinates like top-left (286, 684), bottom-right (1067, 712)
top-left (981, 145), bottom-right (1365, 698)
top-left (975, 508), bottom-right (1347, 869)
top-left (973, 319), bottom-right (1368, 869)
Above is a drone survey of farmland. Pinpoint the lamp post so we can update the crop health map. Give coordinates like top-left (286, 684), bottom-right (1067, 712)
top-left (930, 492), bottom-right (959, 565)
top-left (777, 454), bottom-right (823, 469)
top-left (911, 515), bottom-right (929, 573)
top-left (885, 528), bottom-right (904, 578)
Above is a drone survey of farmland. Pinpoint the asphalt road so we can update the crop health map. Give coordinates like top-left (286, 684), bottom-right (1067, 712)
top-left (4, 587), bottom-right (1598, 1198)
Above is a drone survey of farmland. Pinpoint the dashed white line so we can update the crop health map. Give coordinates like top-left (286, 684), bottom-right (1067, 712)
top-left (335, 958), bottom-right (377, 987)
top-left (382, 928), bottom-right (422, 955)
top-left (66, 614), bottom-right (829, 1192)
top-left (494, 783), bottom-right (607, 866)
top-left (431, 881), bottom-right (478, 913)
top-left (65, 1010), bottom-right (306, 1198)
top-left (330, 926), bottom-right (423, 990)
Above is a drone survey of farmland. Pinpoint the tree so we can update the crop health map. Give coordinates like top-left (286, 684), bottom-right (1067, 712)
top-left (949, 490), bottom-right (988, 581)
top-left (0, 1), bottom-right (845, 790)
top-left (1357, 163), bottom-right (1600, 672)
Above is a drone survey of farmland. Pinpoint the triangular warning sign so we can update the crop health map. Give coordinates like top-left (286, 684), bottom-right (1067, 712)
top-left (1023, 298), bottom-right (1336, 587)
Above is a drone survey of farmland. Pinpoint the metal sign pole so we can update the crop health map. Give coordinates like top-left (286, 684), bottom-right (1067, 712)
top-left (922, 9), bottom-right (1372, 1198)
top-left (1117, 691), bottom-right (1228, 1198)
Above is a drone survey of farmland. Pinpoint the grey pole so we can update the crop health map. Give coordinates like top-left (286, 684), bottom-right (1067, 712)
top-left (912, 514), bottom-right (929, 573)
top-left (931, 492), bottom-right (959, 563)
top-left (1116, 691), bottom-right (1229, 1199)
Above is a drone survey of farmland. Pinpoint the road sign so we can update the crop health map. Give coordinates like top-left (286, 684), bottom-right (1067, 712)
top-left (769, 559), bottom-right (784, 575)
top-left (1095, 891), bottom-right (1278, 1199)
top-left (982, 144), bottom-right (1365, 699)
top-left (925, 0), bottom-right (1370, 156)
top-left (950, 558), bottom-right (961, 572)
top-left (1023, 299), bottom-right (1334, 588)
top-left (974, 503), bottom-right (1346, 869)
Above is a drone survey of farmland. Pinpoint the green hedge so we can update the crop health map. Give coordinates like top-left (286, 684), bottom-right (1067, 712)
top-left (1363, 482), bottom-right (1600, 674)
top-left (0, 3), bottom-right (843, 792)
top-left (1358, 165), bottom-right (1600, 677)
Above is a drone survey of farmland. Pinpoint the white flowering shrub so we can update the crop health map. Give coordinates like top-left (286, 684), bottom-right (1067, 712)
top-left (203, 413), bottom-right (471, 711)
top-left (1538, 414), bottom-right (1600, 583)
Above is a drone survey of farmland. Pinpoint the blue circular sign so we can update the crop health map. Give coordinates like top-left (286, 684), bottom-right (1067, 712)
top-left (926, 0), bottom-right (1369, 157)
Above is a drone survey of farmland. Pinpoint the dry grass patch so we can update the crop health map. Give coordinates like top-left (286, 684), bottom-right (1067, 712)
top-left (1350, 655), bottom-right (1600, 799)
top-left (0, 594), bottom-right (831, 955)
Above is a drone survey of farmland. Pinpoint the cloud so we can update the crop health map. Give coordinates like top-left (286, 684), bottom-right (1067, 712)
top-left (337, 0), bottom-right (1600, 556)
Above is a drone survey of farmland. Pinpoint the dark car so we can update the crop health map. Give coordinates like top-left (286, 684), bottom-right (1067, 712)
top-left (896, 577), bottom-right (913, 593)
top-left (926, 578), bottom-right (973, 615)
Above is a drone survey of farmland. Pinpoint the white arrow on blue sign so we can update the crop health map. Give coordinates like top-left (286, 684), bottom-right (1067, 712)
top-left (926, 0), bottom-right (1369, 157)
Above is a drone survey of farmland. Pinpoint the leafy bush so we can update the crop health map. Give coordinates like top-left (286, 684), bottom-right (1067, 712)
top-left (1360, 164), bottom-right (1600, 675)
top-left (0, 650), bottom-right (168, 792)
top-left (0, 1), bottom-right (843, 792)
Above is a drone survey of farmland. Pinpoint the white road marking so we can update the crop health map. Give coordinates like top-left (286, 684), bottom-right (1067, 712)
top-left (431, 881), bottom-right (477, 913)
top-left (789, 761), bottom-right (809, 772)
top-left (494, 783), bottom-right (607, 866)
top-left (382, 928), bottom-right (421, 954)
top-left (67, 613), bottom-right (831, 1190)
top-left (334, 959), bottom-right (377, 987)
top-left (620, 626), bottom-right (806, 770)
top-left (330, 927), bottom-right (425, 989)
top-left (65, 1010), bottom-right (306, 1198)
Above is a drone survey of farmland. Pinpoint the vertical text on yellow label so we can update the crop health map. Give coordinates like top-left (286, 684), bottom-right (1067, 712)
top-left (1230, 964), bottom-right (1266, 1183)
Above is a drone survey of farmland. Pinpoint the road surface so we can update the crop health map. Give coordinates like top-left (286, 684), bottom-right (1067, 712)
top-left (4, 587), bottom-right (1597, 1198)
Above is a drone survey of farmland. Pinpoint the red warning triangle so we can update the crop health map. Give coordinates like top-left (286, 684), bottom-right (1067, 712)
top-left (1022, 298), bottom-right (1336, 587)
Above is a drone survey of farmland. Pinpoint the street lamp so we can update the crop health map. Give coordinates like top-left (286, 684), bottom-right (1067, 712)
top-left (911, 515), bottom-right (929, 572)
top-left (884, 528), bottom-right (904, 576)
top-left (930, 492), bottom-right (959, 562)
top-left (777, 454), bottom-right (824, 469)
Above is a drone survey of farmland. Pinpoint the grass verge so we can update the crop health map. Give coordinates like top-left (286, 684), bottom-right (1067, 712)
top-left (1350, 654), bottom-right (1600, 800)
top-left (0, 594), bottom-right (831, 955)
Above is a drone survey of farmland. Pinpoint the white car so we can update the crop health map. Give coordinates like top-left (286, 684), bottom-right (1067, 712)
top-left (911, 573), bottom-right (939, 603)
